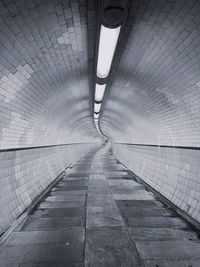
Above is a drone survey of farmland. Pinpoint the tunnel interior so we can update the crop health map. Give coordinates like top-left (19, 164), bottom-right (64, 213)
top-left (0, 0), bottom-right (200, 265)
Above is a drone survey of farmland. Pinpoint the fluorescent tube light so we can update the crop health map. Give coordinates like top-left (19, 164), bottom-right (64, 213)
top-left (94, 103), bottom-right (101, 113)
top-left (97, 25), bottom-right (121, 78)
top-left (95, 83), bottom-right (106, 102)
top-left (94, 113), bottom-right (99, 119)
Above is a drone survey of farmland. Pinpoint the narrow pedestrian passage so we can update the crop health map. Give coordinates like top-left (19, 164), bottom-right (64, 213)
top-left (0, 146), bottom-right (200, 266)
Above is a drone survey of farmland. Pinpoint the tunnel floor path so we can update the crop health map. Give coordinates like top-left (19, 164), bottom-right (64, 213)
top-left (0, 146), bottom-right (200, 266)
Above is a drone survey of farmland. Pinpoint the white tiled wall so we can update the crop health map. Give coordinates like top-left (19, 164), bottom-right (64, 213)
top-left (113, 144), bottom-right (200, 224)
top-left (0, 143), bottom-right (98, 235)
top-left (0, 0), bottom-right (99, 149)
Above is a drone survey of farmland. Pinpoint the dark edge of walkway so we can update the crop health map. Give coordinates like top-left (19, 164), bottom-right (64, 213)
top-left (114, 142), bottom-right (200, 150)
top-left (0, 142), bottom-right (100, 153)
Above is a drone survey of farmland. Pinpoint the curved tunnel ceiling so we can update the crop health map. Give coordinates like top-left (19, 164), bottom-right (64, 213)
top-left (0, 0), bottom-right (200, 148)
top-left (101, 0), bottom-right (200, 147)
top-left (0, 0), bottom-right (100, 149)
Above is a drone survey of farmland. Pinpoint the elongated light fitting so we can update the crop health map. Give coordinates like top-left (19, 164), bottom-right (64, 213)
top-left (94, 102), bottom-right (101, 113)
top-left (95, 83), bottom-right (106, 102)
top-left (94, 113), bottom-right (99, 119)
top-left (97, 25), bottom-right (121, 78)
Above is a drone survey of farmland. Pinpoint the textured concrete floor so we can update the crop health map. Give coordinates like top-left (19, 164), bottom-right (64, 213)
top-left (0, 146), bottom-right (200, 266)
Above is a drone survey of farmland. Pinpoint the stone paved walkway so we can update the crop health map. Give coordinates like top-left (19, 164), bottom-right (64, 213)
top-left (0, 146), bottom-right (200, 266)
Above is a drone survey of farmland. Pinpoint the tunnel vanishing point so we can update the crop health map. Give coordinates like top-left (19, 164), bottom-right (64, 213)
top-left (0, 0), bottom-right (200, 266)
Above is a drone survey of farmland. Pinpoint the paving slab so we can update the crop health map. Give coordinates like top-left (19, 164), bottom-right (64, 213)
top-left (104, 169), bottom-right (128, 173)
top-left (5, 229), bottom-right (85, 245)
top-left (0, 243), bottom-right (84, 264)
top-left (49, 190), bottom-right (87, 196)
top-left (85, 227), bottom-right (143, 267)
top-left (116, 200), bottom-right (164, 207)
top-left (136, 240), bottom-right (200, 260)
top-left (63, 177), bottom-right (89, 181)
top-left (111, 187), bottom-right (150, 194)
top-left (66, 173), bottom-right (90, 177)
top-left (126, 216), bottom-right (188, 228)
top-left (30, 207), bottom-right (85, 218)
top-left (108, 179), bottom-right (141, 187)
top-left (57, 181), bottom-right (88, 186)
top-left (107, 176), bottom-right (134, 180)
top-left (87, 198), bottom-right (116, 207)
top-left (37, 200), bottom-right (85, 209)
top-left (51, 185), bottom-right (88, 191)
top-left (16, 217), bottom-right (85, 231)
top-left (106, 171), bottom-right (132, 176)
top-left (86, 206), bottom-right (125, 227)
top-left (87, 187), bottom-right (110, 194)
top-left (45, 195), bottom-right (86, 202)
top-left (113, 192), bottom-right (155, 200)
top-left (120, 206), bottom-right (173, 217)
top-left (128, 227), bottom-right (198, 242)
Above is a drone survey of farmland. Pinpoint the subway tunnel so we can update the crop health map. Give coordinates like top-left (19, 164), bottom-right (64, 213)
top-left (0, 0), bottom-right (200, 266)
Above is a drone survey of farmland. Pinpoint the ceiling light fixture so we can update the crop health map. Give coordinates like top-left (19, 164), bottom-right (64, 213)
top-left (93, 1), bottom-right (130, 136)
top-left (95, 83), bottom-right (106, 102)
top-left (97, 25), bottom-right (121, 78)
top-left (94, 103), bottom-right (101, 113)
top-left (94, 113), bottom-right (99, 119)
